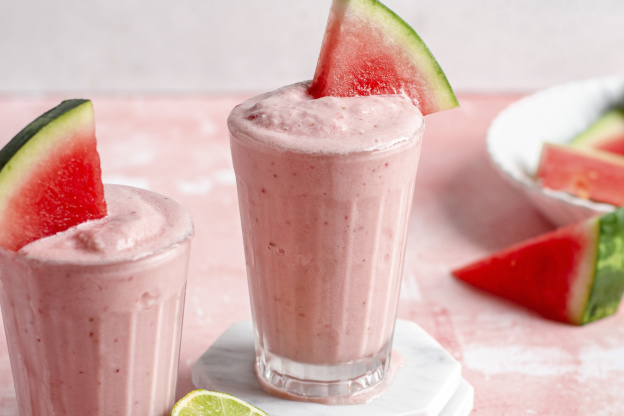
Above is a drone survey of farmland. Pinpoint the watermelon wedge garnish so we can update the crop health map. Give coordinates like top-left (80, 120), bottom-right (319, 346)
top-left (0, 99), bottom-right (107, 251)
top-left (536, 142), bottom-right (624, 206)
top-left (309, 0), bottom-right (458, 115)
top-left (452, 209), bottom-right (624, 325)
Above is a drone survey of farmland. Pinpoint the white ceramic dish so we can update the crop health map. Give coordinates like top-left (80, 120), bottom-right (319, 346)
top-left (486, 76), bottom-right (624, 227)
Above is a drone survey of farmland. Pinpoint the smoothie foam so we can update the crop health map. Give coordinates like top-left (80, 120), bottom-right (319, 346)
top-left (230, 81), bottom-right (423, 154)
top-left (229, 82), bottom-right (423, 401)
top-left (20, 184), bottom-right (192, 264)
top-left (0, 184), bottom-right (193, 416)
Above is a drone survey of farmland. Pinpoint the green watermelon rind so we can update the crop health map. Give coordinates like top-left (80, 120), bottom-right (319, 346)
top-left (352, 0), bottom-right (458, 111)
top-left (571, 108), bottom-right (624, 149)
top-left (565, 218), bottom-right (599, 325)
top-left (582, 209), bottom-right (624, 324)
top-left (0, 100), bottom-right (93, 206)
top-left (0, 100), bottom-right (90, 168)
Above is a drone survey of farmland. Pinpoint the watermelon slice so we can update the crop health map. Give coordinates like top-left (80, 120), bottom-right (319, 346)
top-left (536, 142), bottom-right (624, 206)
top-left (452, 209), bottom-right (624, 325)
top-left (571, 108), bottom-right (624, 155)
top-left (0, 99), bottom-right (107, 251)
top-left (309, 0), bottom-right (458, 115)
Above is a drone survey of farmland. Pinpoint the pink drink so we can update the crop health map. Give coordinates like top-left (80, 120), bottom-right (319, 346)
top-left (229, 82), bottom-right (423, 401)
top-left (0, 184), bottom-right (193, 416)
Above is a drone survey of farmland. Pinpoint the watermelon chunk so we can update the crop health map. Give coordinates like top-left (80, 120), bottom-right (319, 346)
top-left (536, 142), bottom-right (624, 206)
top-left (0, 100), bottom-right (107, 251)
top-left (571, 108), bottom-right (624, 155)
top-left (452, 209), bottom-right (624, 325)
top-left (309, 0), bottom-right (458, 115)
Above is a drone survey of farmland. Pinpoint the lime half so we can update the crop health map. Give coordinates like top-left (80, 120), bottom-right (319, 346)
top-left (171, 390), bottom-right (269, 416)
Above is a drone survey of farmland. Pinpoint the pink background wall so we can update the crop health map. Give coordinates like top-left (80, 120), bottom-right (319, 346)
top-left (1, 0), bottom-right (622, 94)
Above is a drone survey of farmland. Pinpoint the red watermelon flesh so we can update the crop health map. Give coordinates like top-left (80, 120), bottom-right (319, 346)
top-left (453, 208), bottom-right (624, 325)
top-left (592, 136), bottom-right (624, 155)
top-left (454, 220), bottom-right (596, 324)
top-left (309, 0), bottom-right (458, 115)
top-left (0, 100), bottom-right (107, 251)
top-left (536, 142), bottom-right (624, 206)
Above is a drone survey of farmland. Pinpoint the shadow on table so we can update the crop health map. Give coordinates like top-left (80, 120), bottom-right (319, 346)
top-left (421, 151), bottom-right (554, 257)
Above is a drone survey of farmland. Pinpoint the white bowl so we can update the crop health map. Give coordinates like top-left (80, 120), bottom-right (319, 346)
top-left (486, 76), bottom-right (624, 227)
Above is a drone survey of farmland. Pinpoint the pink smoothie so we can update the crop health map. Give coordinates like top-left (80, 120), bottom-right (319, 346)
top-left (0, 184), bottom-right (193, 416)
top-left (229, 82), bottom-right (423, 400)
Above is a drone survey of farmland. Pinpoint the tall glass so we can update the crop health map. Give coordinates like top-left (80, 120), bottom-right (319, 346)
top-left (229, 83), bottom-right (423, 402)
top-left (0, 184), bottom-right (193, 416)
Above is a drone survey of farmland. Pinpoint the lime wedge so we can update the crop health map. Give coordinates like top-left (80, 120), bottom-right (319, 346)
top-left (171, 390), bottom-right (269, 416)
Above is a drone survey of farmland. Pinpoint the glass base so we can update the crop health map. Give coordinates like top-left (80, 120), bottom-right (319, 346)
top-left (193, 320), bottom-right (473, 410)
top-left (255, 346), bottom-right (391, 399)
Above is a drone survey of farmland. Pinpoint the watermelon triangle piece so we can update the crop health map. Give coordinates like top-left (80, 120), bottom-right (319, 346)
top-left (309, 0), bottom-right (458, 115)
top-left (452, 209), bottom-right (624, 325)
top-left (0, 99), bottom-right (107, 251)
top-left (571, 108), bottom-right (624, 156)
top-left (536, 142), bottom-right (624, 206)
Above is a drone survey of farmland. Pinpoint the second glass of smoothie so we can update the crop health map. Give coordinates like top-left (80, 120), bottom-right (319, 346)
top-left (0, 184), bottom-right (194, 416)
top-left (229, 82), bottom-right (423, 402)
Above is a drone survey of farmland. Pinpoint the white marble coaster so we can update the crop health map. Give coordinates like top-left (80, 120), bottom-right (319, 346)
top-left (192, 320), bottom-right (474, 416)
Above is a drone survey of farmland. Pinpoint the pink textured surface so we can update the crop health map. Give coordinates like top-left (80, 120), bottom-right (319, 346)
top-left (0, 94), bottom-right (623, 415)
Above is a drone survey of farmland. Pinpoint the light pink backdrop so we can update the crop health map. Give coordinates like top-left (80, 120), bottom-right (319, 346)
top-left (1, 0), bottom-right (623, 94)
